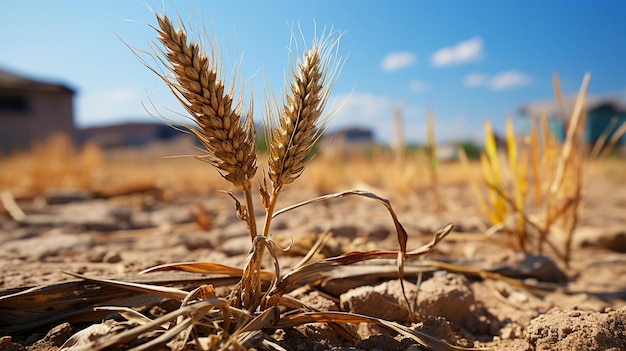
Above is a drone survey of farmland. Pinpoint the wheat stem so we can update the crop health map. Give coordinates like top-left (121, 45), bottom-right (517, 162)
top-left (148, 13), bottom-right (258, 238)
top-left (243, 181), bottom-right (257, 239)
top-left (261, 33), bottom-right (340, 237)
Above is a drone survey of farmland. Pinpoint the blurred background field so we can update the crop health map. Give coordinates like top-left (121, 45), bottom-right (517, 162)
top-left (1, 124), bottom-right (623, 205)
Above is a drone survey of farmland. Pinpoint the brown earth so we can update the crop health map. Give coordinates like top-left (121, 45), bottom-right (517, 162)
top-left (1, 171), bottom-right (625, 350)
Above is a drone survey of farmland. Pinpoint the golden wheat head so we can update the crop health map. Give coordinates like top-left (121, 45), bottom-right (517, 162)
top-left (266, 34), bottom-right (341, 194)
top-left (154, 14), bottom-right (257, 188)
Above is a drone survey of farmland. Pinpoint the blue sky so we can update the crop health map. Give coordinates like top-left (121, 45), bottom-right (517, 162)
top-left (1, 1), bottom-right (625, 144)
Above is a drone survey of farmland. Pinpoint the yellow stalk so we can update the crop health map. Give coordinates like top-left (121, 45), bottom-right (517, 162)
top-left (483, 120), bottom-right (506, 222)
top-left (529, 117), bottom-right (541, 206)
top-left (480, 152), bottom-right (500, 225)
top-left (505, 116), bottom-right (526, 249)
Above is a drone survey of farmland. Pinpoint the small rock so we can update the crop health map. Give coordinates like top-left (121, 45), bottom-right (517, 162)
top-left (2, 230), bottom-right (89, 260)
top-left (298, 290), bottom-right (339, 312)
top-left (103, 252), bottom-right (122, 263)
top-left (340, 279), bottom-right (416, 323)
top-left (330, 224), bottom-right (359, 239)
top-left (411, 315), bottom-right (474, 348)
top-left (179, 232), bottom-right (215, 250)
top-left (499, 323), bottom-right (522, 340)
top-left (525, 306), bottom-right (626, 351)
top-left (145, 204), bottom-right (193, 227)
top-left (488, 251), bottom-right (567, 282)
top-left (416, 271), bottom-right (475, 326)
top-left (20, 200), bottom-right (132, 231)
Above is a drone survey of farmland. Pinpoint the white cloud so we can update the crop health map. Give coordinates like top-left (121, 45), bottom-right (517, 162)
top-left (489, 70), bottom-right (532, 90)
top-left (463, 73), bottom-right (487, 87)
top-left (431, 37), bottom-right (484, 67)
top-left (409, 79), bottom-right (428, 92)
top-left (381, 52), bottom-right (417, 72)
top-left (464, 71), bottom-right (532, 91)
top-left (330, 92), bottom-right (397, 123)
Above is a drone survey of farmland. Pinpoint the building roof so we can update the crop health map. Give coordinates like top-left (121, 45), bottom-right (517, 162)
top-left (518, 95), bottom-right (626, 119)
top-left (0, 67), bottom-right (75, 94)
top-left (324, 127), bottom-right (374, 140)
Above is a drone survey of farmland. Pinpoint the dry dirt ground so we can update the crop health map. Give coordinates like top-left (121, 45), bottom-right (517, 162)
top-left (1, 175), bottom-right (625, 350)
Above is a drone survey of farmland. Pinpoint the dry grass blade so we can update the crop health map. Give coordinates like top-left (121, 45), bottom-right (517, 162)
top-left (263, 222), bottom-right (453, 307)
top-left (542, 73), bottom-right (590, 266)
top-left (292, 230), bottom-right (333, 269)
top-left (139, 261), bottom-right (274, 281)
top-left (548, 73), bottom-right (590, 196)
top-left (0, 191), bottom-right (26, 221)
top-left (233, 306), bottom-right (280, 335)
top-left (93, 306), bottom-right (153, 325)
top-left (529, 117), bottom-right (541, 206)
top-left (419, 260), bottom-right (550, 296)
top-left (64, 272), bottom-right (189, 301)
top-left (61, 299), bottom-right (222, 351)
top-left (0, 273), bottom-right (231, 335)
top-left (273, 189), bottom-right (410, 254)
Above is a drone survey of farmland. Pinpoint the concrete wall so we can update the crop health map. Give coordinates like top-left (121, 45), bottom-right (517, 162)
top-left (0, 87), bottom-right (75, 153)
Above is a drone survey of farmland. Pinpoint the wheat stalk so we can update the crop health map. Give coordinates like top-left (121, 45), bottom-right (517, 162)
top-left (147, 13), bottom-right (258, 238)
top-left (261, 32), bottom-right (341, 235)
top-left (235, 32), bottom-right (341, 309)
top-left (152, 14), bottom-right (257, 190)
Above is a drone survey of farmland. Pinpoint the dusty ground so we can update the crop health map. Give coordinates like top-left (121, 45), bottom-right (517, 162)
top-left (1, 169), bottom-right (625, 350)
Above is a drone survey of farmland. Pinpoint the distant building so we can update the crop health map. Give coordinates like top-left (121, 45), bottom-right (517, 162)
top-left (0, 68), bottom-right (76, 153)
top-left (320, 127), bottom-right (375, 155)
top-left (80, 122), bottom-right (181, 148)
top-left (519, 96), bottom-right (626, 153)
